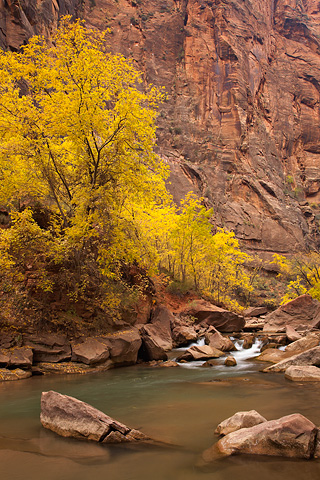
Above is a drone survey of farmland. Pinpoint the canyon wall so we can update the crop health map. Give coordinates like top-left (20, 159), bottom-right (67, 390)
top-left (1, 0), bottom-right (320, 258)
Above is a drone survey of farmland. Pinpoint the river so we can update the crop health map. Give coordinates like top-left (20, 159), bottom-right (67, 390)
top-left (0, 340), bottom-right (319, 480)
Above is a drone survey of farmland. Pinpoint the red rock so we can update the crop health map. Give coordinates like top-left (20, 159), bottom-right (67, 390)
top-left (176, 345), bottom-right (224, 362)
top-left (71, 338), bottom-right (110, 365)
top-left (215, 410), bottom-right (267, 436)
top-left (203, 414), bottom-right (317, 461)
top-left (224, 356), bottom-right (237, 366)
top-left (263, 295), bottom-right (320, 333)
top-left (263, 346), bottom-right (320, 373)
top-left (205, 328), bottom-right (236, 351)
top-left (100, 329), bottom-right (141, 366)
top-left (40, 390), bottom-right (150, 443)
top-left (182, 300), bottom-right (245, 332)
top-left (286, 325), bottom-right (302, 342)
top-left (24, 334), bottom-right (71, 363)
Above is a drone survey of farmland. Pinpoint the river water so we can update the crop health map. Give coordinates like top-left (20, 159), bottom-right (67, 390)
top-left (0, 341), bottom-right (319, 480)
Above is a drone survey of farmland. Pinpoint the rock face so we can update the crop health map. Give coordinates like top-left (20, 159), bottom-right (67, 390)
top-left (24, 335), bottom-right (71, 363)
top-left (0, 0), bottom-right (80, 51)
top-left (2, 1), bottom-right (320, 254)
top-left (285, 365), bottom-right (320, 382)
top-left (203, 414), bottom-right (318, 461)
top-left (139, 306), bottom-right (173, 361)
top-left (40, 390), bottom-right (150, 443)
top-left (215, 410), bottom-right (267, 436)
top-left (263, 295), bottom-right (320, 333)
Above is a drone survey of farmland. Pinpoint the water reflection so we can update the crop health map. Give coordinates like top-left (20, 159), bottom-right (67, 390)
top-left (0, 357), bottom-right (319, 480)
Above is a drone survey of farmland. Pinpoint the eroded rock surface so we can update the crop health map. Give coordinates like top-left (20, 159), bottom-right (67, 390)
top-left (2, 1), bottom-right (320, 254)
top-left (203, 414), bottom-right (318, 461)
top-left (285, 365), bottom-right (320, 382)
top-left (40, 390), bottom-right (150, 443)
top-left (215, 410), bottom-right (267, 436)
top-left (263, 295), bottom-right (320, 333)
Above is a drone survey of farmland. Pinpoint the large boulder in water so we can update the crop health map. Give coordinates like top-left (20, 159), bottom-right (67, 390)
top-left (182, 300), bottom-right (245, 332)
top-left (176, 344), bottom-right (225, 362)
top-left (40, 390), bottom-right (150, 443)
top-left (139, 306), bottom-right (174, 360)
top-left (263, 295), bottom-right (320, 333)
top-left (285, 334), bottom-right (319, 355)
top-left (285, 365), bottom-right (320, 382)
top-left (205, 328), bottom-right (236, 351)
top-left (202, 414), bottom-right (317, 461)
top-left (215, 410), bottom-right (267, 436)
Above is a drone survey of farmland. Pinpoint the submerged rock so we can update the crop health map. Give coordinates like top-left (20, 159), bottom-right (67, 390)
top-left (40, 390), bottom-right (150, 443)
top-left (215, 410), bottom-right (267, 436)
top-left (202, 414), bottom-right (318, 462)
top-left (285, 366), bottom-right (320, 382)
top-left (0, 368), bottom-right (32, 381)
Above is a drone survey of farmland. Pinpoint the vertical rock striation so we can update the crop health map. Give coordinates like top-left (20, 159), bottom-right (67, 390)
top-left (2, 0), bottom-right (320, 256)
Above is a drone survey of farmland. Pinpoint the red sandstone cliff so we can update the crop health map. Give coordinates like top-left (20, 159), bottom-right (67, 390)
top-left (1, 0), bottom-right (320, 258)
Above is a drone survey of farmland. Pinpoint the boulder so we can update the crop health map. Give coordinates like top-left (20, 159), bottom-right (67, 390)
top-left (202, 414), bottom-right (318, 461)
top-left (182, 300), bottom-right (245, 332)
top-left (24, 334), bottom-right (71, 363)
top-left (205, 328), bottom-right (236, 352)
top-left (242, 335), bottom-right (254, 349)
top-left (243, 318), bottom-right (264, 331)
top-left (71, 338), bottom-right (110, 365)
top-left (255, 348), bottom-right (288, 364)
top-left (285, 334), bottom-right (319, 354)
top-left (224, 356), bottom-right (237, 366)
top-left (286, 325), bottom-right (302, 343)
top-left (0, 346), bottom-right (33, 368)
top-left (263, 346), bottom-right (320, 373)
top-left (101, 329), bottom-right (142, 366)
top-left (285, 366), bottom-right (320, 382)
top-left (138, 306), bottom-right (174, 361)
top-left (176, 344), bottom-right (225, 362)
top-left (40, 390), bottom-right (150, 443)
top-left (171, 324), bottom-right (197, 347)
top-left (215, 410), bottom-right (267, 436)
top-left (201, 359), bottom-right (219, 367)
top-left (263, 295), bottom-right (320, 333)
top-left (243, 307), bottom-right (268, 317)
top-left (150, 305), bottom-right (174, 350)
top-left (0, 368), bottom-right (32, 381)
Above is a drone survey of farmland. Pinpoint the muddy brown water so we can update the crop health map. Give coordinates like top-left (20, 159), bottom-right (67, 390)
top-left (0, 349), bottom-right (319, 480)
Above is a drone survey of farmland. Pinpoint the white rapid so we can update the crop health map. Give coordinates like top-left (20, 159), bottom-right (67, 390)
top-left (174, 337), bottom-right (263, 371)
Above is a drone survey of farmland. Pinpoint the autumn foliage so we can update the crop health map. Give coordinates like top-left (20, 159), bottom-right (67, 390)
top-left (0, 19), bottom-right (251, 321)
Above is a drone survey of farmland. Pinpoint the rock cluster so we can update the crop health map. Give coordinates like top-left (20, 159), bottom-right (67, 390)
top-left (202, 411), bottom-right (320, 463)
